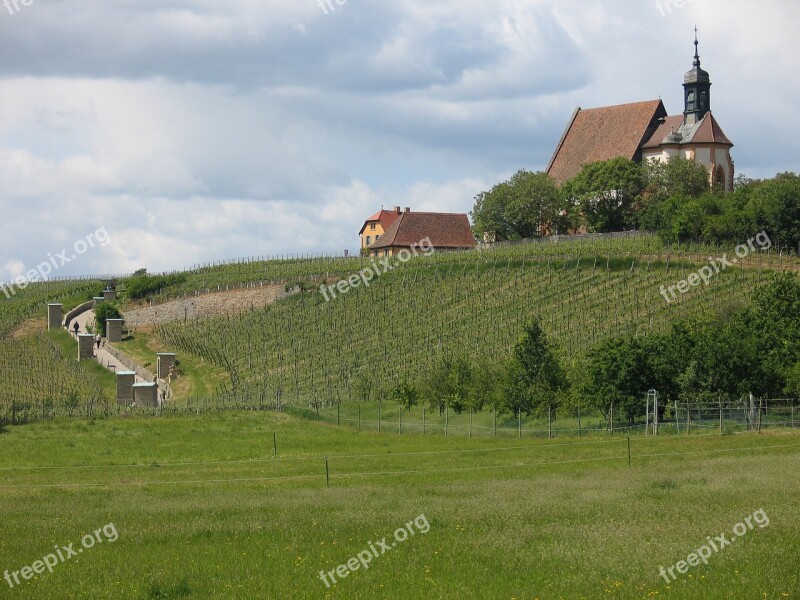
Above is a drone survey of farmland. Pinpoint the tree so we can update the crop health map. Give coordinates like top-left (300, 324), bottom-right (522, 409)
top-left (504, 318), bottom-right (566, 415)
top-left (391, 380), bottom-right (419, 411)
top-left (643, 156), bottom-right (711, 202)
top-left (421, 355), bottom-right (473, 414)
top-left (582, 337), bottom-right (648, 422)
top-left (94, 303), bottom-right (122, 337)
top-left (563, 157), bottom-right (645, 232)
top-left (471, 170), bottom-right (564, 241)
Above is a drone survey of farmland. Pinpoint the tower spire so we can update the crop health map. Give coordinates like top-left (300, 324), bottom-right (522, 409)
top-left (693, 26), bottom-right (701, 67)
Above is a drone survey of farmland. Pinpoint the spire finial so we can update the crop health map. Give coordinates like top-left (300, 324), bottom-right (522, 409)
top-left (693, 26), bottom-right (701, 67)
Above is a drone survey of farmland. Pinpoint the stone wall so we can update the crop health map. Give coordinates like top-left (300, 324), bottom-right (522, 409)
top-left (105, 344), bottom-right (155, 382)
top-left (63, 300), bottom-right (95, 328)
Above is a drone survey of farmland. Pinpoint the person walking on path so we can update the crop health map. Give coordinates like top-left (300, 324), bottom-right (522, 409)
top-left (72, 321), bottom-right (79, 337)
top-left (95, 334), bottom-right (101, 349)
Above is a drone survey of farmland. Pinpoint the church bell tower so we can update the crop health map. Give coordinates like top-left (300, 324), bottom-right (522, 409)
top-left (683, 29), bottom-right (711, 126)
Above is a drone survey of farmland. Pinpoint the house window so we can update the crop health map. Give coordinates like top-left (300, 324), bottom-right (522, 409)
top-left (375, 235), bottom-right (380, 241)
top-left (687, 90), bottom-right (696, 111)
top-left (384, 249), bottom-right (389, 257)
top-left (366, 236), bottom-right (371, 245)
top-left (370, 223), bottom-right (376, 230)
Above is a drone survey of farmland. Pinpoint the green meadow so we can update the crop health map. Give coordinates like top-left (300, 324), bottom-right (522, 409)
top-left (0, 412), bottom-right (797, 599)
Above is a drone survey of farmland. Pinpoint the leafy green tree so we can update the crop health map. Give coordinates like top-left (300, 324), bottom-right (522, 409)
top-left (504, 318), bottom-right (566, 415)
top-left (471, 170), bottom-right (564, 241)
top-left (563, 157), bottom-right (645, 232)
top-left (582, 337), bottom-right (648, 422)
top-left (643, 156), bottom-right (711, 202)
top-left (391, 380), bottom-right (419, 411)
top-left (747, 172), bottom-right (800, 251)
top-left (94, 303), bottom-right (122, 337)
top-left (421, 355), bottom-right (473, 414)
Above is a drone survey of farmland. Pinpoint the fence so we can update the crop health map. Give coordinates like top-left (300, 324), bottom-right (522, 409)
top-left (297, 398), bottom-right (799, 439)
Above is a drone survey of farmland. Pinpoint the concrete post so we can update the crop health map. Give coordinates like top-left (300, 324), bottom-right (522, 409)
top-left (156, 353), bottom-right (176, 381)
top-left (133, 382), bottom-right (158, 407)
top-left (78, 334), bottom-right (94, 361)
top-left (103, 290), bottom-right (117, 302)
top-left (106, 319), bottom-right (124, 343)
top-left (116, 371), bottom-right (136, 405)
top-left (47, 304), bottom-right (63, 331)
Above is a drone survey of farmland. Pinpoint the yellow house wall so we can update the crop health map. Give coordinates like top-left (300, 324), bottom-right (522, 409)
top-left (360, 222), bottom-right (386, 249)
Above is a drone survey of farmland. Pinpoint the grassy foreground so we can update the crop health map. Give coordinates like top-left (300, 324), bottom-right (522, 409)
top-left (0, 412), bottom-right (798, 599)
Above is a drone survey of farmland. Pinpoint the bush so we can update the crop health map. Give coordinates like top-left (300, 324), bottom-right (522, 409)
top-left (94, 303), bottom-right (122, 337)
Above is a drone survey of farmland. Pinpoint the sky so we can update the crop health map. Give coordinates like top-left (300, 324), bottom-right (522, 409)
top-left (0, 0), bottom-right (798, 280)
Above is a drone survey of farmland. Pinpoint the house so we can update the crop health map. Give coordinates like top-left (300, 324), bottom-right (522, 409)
top-left (366, 211), bottom-right (477, 257)
top-left (359, 207), bottom-right (403, 251)
top-left (547, 33), bottom-right (734, 191)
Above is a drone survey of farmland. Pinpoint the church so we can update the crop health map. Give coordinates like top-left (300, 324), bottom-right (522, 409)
top-left (547, 34), bottom-right (734, 191)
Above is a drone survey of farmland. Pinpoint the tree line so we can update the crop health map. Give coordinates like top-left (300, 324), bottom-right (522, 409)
top-left (471, 157), bottom-right (800, 251)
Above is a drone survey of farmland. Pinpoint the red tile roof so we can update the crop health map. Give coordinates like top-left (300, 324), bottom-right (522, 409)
top-left (642, 112), bottom-right (733, 148)
top-left (546, 100), bottom-right (667, 184)
top-left (359, 209), bottom-right (401, 235)
top-left (691, 112), bottom-right (733, 146)
top-left (641, 115), bottom-right (685, 149)
top-left (369, 212), bottom-right (476, 250)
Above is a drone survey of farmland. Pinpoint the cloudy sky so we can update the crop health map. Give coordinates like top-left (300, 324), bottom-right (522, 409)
top-left (0, 0), bottom-right (798, 279)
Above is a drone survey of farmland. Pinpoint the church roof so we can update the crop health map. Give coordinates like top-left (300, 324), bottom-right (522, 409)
top-left (641, 112), bottom-right (733, 149)
top-left (546, 100), bottom-right (667, 184)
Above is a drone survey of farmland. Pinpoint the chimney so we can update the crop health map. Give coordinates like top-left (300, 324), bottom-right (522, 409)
top-left (404, 207), bottom-right (410, 213)
top-left (394, 206), bottom-right (401, 214)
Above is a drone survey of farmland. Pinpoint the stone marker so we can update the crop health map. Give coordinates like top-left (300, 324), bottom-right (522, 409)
top-left (116, 371), bottom-right (136, 405)
top-left (156, 353), bottom-right (176, 381)
top-left (103, 290), bottom-right (117, 302)
top-left (106, 319), bottom-right (124, 343)
top-left (78, 334), bottom-right (94, 361)
top-left (132, 382), bottom-right (158, 407)
top-left (47, 304), bottom-right (63, 331)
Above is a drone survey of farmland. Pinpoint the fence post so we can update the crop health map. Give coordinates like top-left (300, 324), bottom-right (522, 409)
top-left (337, 402), bottom-right (340, 427)
top-left (358, 405), bottom-right (361, 431)
top-left (687, 400), bottom-right (691, 435)
top-left (757, 397), bottom-right (763, 434)
top-left (627, 436), bottom-right (631, 468)
top-left (548, 405), bottom-right (552, 439)
top-left (469, 409), bottom-right (473, 438)
top-left (273, 432), bottom-right (277, 458)
top-left (719, 399), bottom-right (723, 435)
top-left (493, 406), bottom-right (497, 437)
top-left (610, 401), bottom-right (614, 436)
top-left (518, 408), bottom-right (521, 439)
top-left (399, 409), bottom-right (402, 435)
top-left (423, 406), bottom-right (426, 434)
top-left (792, 403), bottom-right (795, 429)
top-left (578, 407), bottom-right (582, 438)
top-left (325, 456), bottom-right (329, 487)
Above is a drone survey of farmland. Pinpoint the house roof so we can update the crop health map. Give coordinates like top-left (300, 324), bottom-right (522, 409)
top-left (641, 112), bottom-right (733, 149)
top-left (358, 209), bottom-right (401, 235)
top-left (546, 100), bottom-right (667, 184)
top-left (368, 212), bottom-right (476, 250)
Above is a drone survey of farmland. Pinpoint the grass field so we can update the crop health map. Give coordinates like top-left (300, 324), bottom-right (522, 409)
top-left (0, 411), bottom-right (798, 599)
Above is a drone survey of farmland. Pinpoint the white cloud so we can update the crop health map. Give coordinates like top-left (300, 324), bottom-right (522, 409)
top-left (0, 0), bottom-right (797, 280)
